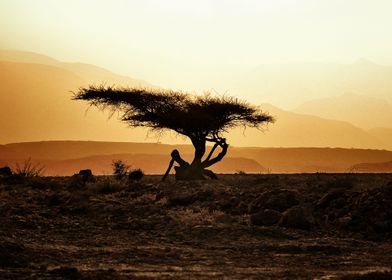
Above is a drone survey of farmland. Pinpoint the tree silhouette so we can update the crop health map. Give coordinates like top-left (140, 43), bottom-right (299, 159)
top-left (73, 86), bottom-right (274, 180)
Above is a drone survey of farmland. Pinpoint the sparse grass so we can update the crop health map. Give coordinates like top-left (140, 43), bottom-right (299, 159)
top-left (86, 177), bottom-right (126, 194)
top-left (13, 158), bottom-right (45, 178)
top-left (169, 206), bottom-right (225, 226)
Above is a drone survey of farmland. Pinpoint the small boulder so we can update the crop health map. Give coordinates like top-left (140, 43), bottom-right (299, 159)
top-left (250, 209), bottom-right (282, 226)
top-left (249, 189), bottom-right (300, 213)
top-left (167, 194), bottom-right (196, 206)
top-left (0, 166), bottom-right (12, 177)
top-left (79, 169), bottom-right (93, 178)
top-left (70, 169), bottom-right (95, 187)
top-left (316, 188), bottom-right (348, 209)
top-left (279, 205), bottom-right (315, 230)
top-left (215, 214), bottom-right (236, 224)
top-left (78, 169), bottom-right (95, 183)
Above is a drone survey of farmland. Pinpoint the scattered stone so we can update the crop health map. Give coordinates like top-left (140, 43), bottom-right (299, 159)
top-left (79, 169), bottom-right (94, 180)
top-left (316, 188), bottom-right (348, 209)
top-left (0, 166), bottom-right (12, 177)
top-left (215, 214), bottom-right (235, 224)
top-left (279, 205), bottom-right (315, 230)
top-left (70, 169), bottom-right (95, 187)
top-left (49, 266), bottom-right (82, 279)
top-left (167, 194), bottom-right (196, 206)
top-left (250, 209), bottom-right (282, 226)
top-left (249, 189), bottom-right (300, 213)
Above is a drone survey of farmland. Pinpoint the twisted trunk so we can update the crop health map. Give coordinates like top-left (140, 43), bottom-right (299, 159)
top-left (162, 137), bottom-right (228, 181)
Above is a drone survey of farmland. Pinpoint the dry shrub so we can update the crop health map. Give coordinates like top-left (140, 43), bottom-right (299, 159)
top-left (14, 158), bottom-right (45, 177)
top-left (112, 160), bottom-right (130, 180)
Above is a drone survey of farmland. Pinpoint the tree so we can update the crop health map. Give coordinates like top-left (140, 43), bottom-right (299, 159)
top-left (73, 86), bottom-right (274, 180)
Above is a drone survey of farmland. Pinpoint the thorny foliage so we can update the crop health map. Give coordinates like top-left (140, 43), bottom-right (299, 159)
top-left (112, 160), bottom-right (129, 180)
top-left (73, 86), bottom-right (275, 141)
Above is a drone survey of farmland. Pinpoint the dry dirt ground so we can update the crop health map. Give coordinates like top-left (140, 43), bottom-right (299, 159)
top-left (1, 173), bottom-right (392, 279)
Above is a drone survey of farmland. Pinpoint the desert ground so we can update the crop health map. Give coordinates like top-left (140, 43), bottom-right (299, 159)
top-left (1, 173), bottom-right (392, 279)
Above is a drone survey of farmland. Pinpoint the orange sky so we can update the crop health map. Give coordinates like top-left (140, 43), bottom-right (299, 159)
top-left (2, 0), bottom-right (392, 101)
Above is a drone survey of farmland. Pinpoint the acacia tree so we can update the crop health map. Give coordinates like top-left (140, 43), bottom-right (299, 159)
top-left (73, 86), bottom-right (274, 180)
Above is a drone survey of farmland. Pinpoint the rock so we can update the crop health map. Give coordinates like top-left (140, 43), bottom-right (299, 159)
top-left (0, 166), bottom-right (12, 177)
top-left (49, 267), bottom-right (82, 279)
top-left (316, 188), bottom-right (348, 209)
top-left (70, 169), bottom-right (95, 187)
top-left (251, 209), bottom-right (282, 226)
top-left (337, 215), bottom-right (352, 228)
top-left (167, 194), bottom-right (196, 206)
top-left (279, 205), bottom-right (315, 230)
top-left (220, 196), bottom-right (240, 211)
top-left (79, 169), bottom-right (94, 179)
top-left (231, 201), bottom-right (249, 215)
top-left (249, 189), bottom-right (300, 213)
top-left (215, 214), bottom-right (235, 224)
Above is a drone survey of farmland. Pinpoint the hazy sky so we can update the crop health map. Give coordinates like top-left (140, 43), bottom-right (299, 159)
top-left (2, 0), bottom-right (392, 92)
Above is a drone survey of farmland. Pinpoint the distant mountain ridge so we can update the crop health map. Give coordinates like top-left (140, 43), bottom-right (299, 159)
top-left (1, 49), bottom-right (391, 150)
top-left (295, 93), bottom-right (392, 129)
top-left (0, 49), bottom-right (154, 88)
top-left (1, 141), bottom-right (392, 174)
top-left (350, 161), bottom-right (392, 173)
top-left (234, 59), bottom-right (392, 108)
top-left (233, 103), bottom-right (385, 149)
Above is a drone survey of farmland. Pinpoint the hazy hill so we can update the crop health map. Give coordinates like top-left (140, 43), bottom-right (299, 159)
top-left (0, 49), bottom-right (153, 88)
top-left (1, 141), bottom-right (392, 174)
top-left (1, 141), bottom-right (180, 160)
top-left (234, 59), bottom-right (392, 109)
top-left (0, 141), bottom-right (265, 175)
top-left (350, 161), bottom-right (392, 173)
top-left (0, 50), bottom-right (389, 149)
top-left (37, 154), bottom-right (265, 176)
top-left (0, 60), bottom-right (157, 144)
top-left (227, 104), bottom-right (385, 149)
top-left (367, 128), bottom-right (392, 150)
top-left (231, 146), bottom-right (392, 173)
top-left (294, 93), bottom-right (392, 129)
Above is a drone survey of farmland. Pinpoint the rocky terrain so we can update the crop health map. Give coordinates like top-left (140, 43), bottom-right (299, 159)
top-left (1, 173), bottom-right (392, 279)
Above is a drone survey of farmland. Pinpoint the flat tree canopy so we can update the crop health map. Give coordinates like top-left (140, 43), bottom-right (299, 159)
top-left (73, 86), bottom-right (274, 180)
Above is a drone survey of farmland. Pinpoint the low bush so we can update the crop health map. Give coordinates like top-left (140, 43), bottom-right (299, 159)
top-left (112, 160), bottom-right (130, 180)
top-left (129, 168), bottom-right (144, 182)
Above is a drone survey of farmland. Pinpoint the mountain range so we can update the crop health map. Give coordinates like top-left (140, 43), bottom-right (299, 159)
top-left (234, 59), bottom-right (392, 108)
top-left (0, 49), bottom-right (392, 173)
top-left (295, 93), bottom-right (392, 129)
top-left (1, 141), bottom-right (391, 175)
top-left (1, 50), bottom-right (392, 150)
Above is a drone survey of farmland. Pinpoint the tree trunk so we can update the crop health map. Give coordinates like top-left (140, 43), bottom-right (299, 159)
top-left (162, 139), bottom-right (228, 181)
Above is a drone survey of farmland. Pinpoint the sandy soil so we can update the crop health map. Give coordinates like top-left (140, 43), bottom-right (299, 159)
top-left (1, 173), bottom-right (392, 279)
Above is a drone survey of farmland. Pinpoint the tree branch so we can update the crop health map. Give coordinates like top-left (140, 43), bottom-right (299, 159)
top-left (201, 141), bottom-right (228, 169)
top-left (204, 143), bottom-right (219, 162)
